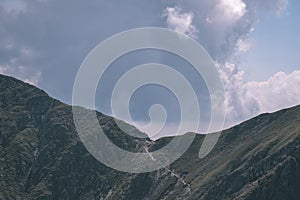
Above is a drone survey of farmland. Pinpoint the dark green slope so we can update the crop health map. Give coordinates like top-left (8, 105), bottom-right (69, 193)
top-left (0, 74), bottom-right (299, 200)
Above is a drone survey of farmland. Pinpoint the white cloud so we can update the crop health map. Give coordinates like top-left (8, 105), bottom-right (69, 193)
top-left (216, 0), bottom-right (247, 21)
top-left (163, 7), bottom-right (198, 38)
top-left (245, 70), bottom-right (300, 113)
top-left (0, 65), bottom-right (41, 86)
top-left (161, 0), bottom-right (295, 129)
top-left (217, 62), bottom-right (300, 126)
top-left (216, 62), bottom-right (258, 124)
top-left (236, 38), bottom-right (251, 52)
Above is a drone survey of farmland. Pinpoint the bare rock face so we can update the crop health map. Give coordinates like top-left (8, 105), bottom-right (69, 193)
top-left (0, 74), bottom-right (299, 200)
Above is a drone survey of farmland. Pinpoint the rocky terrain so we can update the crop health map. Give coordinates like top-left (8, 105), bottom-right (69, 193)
top-left (0, 74), bottom-right (299, 199)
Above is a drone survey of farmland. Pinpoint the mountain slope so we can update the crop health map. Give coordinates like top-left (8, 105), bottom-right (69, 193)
top-left (0, 74), bottom-right (299, 200)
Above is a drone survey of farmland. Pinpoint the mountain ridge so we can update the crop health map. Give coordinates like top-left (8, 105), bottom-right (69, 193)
top-left (0, 74), bottom-right (299, 199)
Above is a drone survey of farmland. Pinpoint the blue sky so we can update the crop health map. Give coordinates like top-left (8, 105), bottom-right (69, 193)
top-left (241, 0), bottom-right (300, 81)
top-left (0, 0), bottom-right (299, 137)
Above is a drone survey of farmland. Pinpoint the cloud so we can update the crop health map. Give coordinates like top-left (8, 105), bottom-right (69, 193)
top-left (218, 62), bottom-right (300, 126)
top-left (211, 0), bottom-right (291, 126)
top-left (216, 0), bottom-right (247, 21)
top-left (216, 62), bottom-right (259, 124)
top-left (0, 0), bottom-right (27, 14)
top-left (236, 38), bottom-right (252, 52)
top-left (244, 0), bottom-right (288, 16)
top-left (0, 0), bottom-right (163, 102)
top-left (245, 70), bottom-right (300, 113)
top-left (161, 0), bottom-right (292, 128)
top-left (0, 65), bottom-right (41, 86)
top-left (161, 0), bottom-right (249, 60)
top-left (277, 0), bottom-right (289, 15)
top-left (163, 7), bottom-right (198, 38)
top-left (0, 20), bottom-right (40, 86)
top-left (163, 0), bottom-right (289, 61)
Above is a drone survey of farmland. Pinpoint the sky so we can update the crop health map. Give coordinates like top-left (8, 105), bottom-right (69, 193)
top-left (0, 0), bottom-right (299, 138)
top-left (241, 0), bottom-right (300, 81)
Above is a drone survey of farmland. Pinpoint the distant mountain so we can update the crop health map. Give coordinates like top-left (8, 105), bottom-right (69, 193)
top-left (0, 74), bottom-right (299, 200)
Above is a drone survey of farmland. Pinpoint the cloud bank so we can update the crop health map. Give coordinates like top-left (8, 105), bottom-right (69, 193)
top-left (162, 0), bottom-right (298, 127)
top-left (218, 62), bottom-right (300, 126)
top-left (245, 70), bottom-right (300, 114)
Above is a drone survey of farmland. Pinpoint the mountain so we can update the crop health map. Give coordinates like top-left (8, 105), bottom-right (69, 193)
top-left (0, 74), bottom-right (299, 200)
